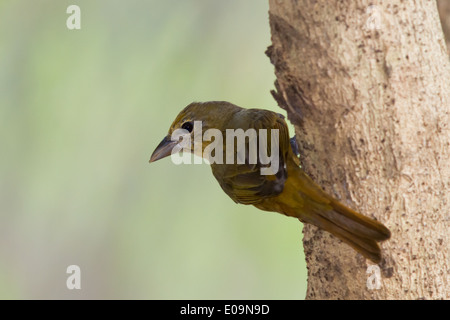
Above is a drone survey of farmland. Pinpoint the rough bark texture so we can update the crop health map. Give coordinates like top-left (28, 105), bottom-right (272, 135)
top-left (267, 0), bottom-right (449, 299)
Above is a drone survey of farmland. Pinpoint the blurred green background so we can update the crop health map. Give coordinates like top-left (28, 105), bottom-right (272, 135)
top-left (0, 0), bottom-right (306, 299)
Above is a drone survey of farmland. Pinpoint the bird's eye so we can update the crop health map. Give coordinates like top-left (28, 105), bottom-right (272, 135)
top-left (181, 121), bottom-right (193, 132)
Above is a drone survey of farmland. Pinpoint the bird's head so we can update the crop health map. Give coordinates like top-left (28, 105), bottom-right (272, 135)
top-left (149, 101), bottom-right (241, 163)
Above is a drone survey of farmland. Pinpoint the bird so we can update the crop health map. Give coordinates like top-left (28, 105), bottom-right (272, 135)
top-left (149, 101), bottom-right (391, 263)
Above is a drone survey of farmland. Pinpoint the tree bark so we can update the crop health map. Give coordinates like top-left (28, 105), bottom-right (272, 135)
top-left (267, 0), bottom-right (449, 300)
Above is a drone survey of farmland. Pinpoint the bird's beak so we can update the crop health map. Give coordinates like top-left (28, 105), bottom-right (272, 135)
top-left (149, 136), bottom-right (178, 163)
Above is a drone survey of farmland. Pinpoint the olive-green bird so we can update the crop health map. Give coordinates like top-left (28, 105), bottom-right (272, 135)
top-left (150, 101), bottom-right (390, 263)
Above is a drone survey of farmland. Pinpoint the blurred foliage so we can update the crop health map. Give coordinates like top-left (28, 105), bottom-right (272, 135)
top-left (0, 0), bottom-right (306, 299)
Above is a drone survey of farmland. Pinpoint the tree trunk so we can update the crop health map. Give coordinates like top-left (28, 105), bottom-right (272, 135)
top-left (267, 0), bottom-right (449, 300)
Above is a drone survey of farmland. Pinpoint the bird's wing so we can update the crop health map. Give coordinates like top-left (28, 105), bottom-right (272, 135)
top-left (210, 110), bottom-right (290, 205)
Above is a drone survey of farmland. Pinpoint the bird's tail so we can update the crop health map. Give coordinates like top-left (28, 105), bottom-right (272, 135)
top-left (282, 169), bottom-right (391, 263)
top-left (303, 196), bottom-right (390, 263)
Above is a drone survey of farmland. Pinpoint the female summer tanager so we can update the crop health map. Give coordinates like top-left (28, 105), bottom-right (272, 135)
top-left (150, 101), bottom-right (390, 263)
